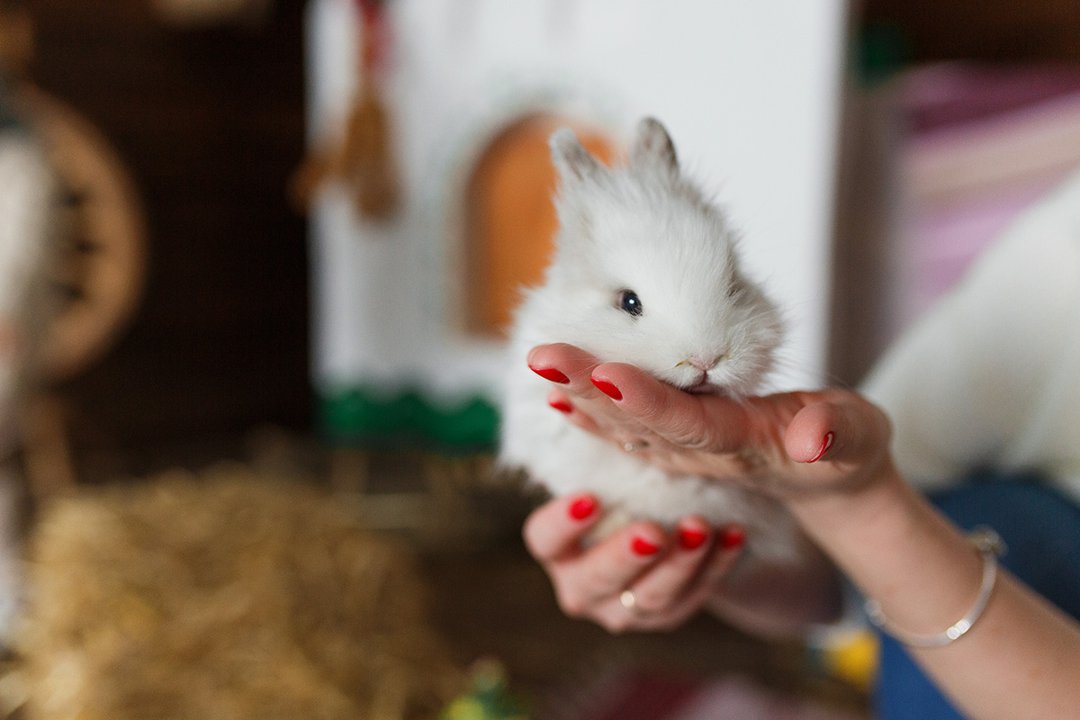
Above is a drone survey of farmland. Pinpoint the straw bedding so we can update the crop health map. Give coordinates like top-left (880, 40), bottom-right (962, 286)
top-left (5, 465), bottom-right (464, 720)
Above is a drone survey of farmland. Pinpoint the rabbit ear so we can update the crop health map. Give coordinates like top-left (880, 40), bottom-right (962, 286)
top-left (550, 127), bottom-right (603, 186)
top-left (630, 117), bottom-right (678, 180)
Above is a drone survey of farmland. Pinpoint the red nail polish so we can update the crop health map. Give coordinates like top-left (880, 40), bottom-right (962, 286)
top-left (568, 496), bottom-right (597, 520)
top-left (530, 365), bottom-right (570, 384)
top-left (631, 535), bottom-right (660, 556)
top-left (678, 526), bottom-right (708, 550)
top-left (591, 377), bottom-right (623, 400)
top-left (549, 398), bottom-right (573, 414)
top-left (808, 431), bottom-right (835, 463)
top-left (719, 526), bottom-right (745, 550)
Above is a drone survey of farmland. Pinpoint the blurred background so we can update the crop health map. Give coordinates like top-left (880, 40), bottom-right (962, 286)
top-left (2, 0), bottom-right (1080, 718)
top-left (2, 0), bottom-right (309, 480)
top-left (6, 0), bottom-right (1079, 475)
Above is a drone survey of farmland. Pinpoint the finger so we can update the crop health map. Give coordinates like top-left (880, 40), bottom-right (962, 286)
top-left (555, 521), bottom-right (667, 614)
top-left (784, 390), bottom-right (891, 467)
top-left (522, 494), bottom-right (602, 564)
top-left (619, 517), bottom-right (713, 614)
top-left (549, 389), bottom-right (661, 459)
top-left (546, 389), bottom-right (603, 436)
top-left (641, 524), bottom-right (745, 614)
top-left (590, 362), bottom-right (751, 452)
top-left (527, 343), bottom-right (605, 398)
top-left (600, 526), bottom-right (745, 633)
top-left (681, 526), bottom-right (746, 604)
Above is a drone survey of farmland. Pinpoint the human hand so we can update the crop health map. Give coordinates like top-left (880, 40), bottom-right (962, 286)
top-left (527, 343), bottom-right (893, 501)
top-left (522, 493), bottom-right (746, 633)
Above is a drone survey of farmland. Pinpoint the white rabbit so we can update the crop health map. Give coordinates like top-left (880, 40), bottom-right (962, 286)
top-left (499, 117), bottom-right (798, 562)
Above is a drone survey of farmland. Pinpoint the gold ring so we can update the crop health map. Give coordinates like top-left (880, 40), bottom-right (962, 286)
top-left (619, 589), bottom-right (640, 613)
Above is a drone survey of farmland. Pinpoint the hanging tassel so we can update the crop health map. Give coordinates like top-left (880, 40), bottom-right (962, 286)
top-left (292, 0), bottom-right (400, 219)
top-left (345, 0), bottom-right (399, 219)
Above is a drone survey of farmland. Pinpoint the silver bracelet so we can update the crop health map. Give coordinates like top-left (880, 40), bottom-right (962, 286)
top-left (864, 526), bottom-right (1007, 649)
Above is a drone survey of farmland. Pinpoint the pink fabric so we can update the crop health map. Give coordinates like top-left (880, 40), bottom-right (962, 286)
top-left (895, 64), bottom-right (1080, 324)
top-left (903, 63), bottom-right (1080, 135)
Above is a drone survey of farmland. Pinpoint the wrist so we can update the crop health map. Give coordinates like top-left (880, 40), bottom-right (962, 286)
top-left (784, 458), bottom-right (938, 586)
top-left (787, 462), bottom-right (991, 639)
top-left (787, 457), bottom-right (912, 533)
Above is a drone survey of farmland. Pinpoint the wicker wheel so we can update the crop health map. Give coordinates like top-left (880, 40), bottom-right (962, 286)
top-left (22, 87), bottom-right (146, 382)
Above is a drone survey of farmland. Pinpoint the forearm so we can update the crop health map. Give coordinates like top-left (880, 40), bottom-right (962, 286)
top-left (789, 463), bottom-right (1080, 720)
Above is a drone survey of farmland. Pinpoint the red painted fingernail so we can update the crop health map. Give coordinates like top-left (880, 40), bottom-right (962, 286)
top-left (808, 431), bottom-right (835, 463)
top-left (549, 398), bottom-right (573, 414)
top-left (567, 495), bottom-right (597, 520)
top-left (678, 526), bottom-right (709, 550)
top-left (591, 377), bottom-right (623, 400)
top-left (530, 365), bottom-right (570, 384)
top-left (719, 526), bottom-right (745, 550)
top-left (631, 535), bottom-right (660, 556)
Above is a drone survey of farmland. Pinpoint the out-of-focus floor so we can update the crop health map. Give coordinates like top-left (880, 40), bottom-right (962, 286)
top-left (43, 428), bottom-right (870, 719)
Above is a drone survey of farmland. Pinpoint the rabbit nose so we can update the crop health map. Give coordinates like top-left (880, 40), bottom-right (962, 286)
top-left (687, 354), bottom-right (725, 371)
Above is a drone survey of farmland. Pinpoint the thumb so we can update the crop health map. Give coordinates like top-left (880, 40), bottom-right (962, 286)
top-left (783, 389), bottom-right (892, 468)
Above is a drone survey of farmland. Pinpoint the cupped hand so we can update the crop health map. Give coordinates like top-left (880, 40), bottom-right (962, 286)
top-left (527, 343), bottom-right (893, 500)
top-left (523, 494), bottom-right (745, 633)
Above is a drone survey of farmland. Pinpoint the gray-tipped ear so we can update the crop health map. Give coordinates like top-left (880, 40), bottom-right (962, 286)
top-left (630, 117), bottom-right (678, 180)
top-left (550, 127), bottom-right (603, 185)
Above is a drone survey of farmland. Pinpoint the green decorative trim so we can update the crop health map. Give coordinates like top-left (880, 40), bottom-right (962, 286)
top-left (319, 385), bottom-right (499, 452)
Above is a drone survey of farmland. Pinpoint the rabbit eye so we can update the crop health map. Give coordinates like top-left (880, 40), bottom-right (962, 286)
top-left (617, 289), bottom-right (643, 317)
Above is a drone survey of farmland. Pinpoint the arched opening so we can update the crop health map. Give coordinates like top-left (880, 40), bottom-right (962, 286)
top-left (463, 114), bottom-right (616, 337)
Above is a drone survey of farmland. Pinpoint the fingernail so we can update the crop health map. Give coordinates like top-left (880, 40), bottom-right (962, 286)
top-left (530, 365), bottom-right (570, 384)
top-left (591, 377), bottom-right (623, 400)
top-left (677, 526), bottom-right (709, 550)
top-left (567, 495), bottom-right (598, 520)
top-left (548, 398), bottom-right (573, 414)
top-left (631, 535), bottom-right (660, 556)
top-left (719, 525), bottom-right (745, 550)
top-left (808, 431), bottom-right (835, 463)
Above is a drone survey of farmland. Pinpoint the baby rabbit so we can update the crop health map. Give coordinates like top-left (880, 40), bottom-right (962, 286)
top-left (499, 117), bottom-right (797, 562)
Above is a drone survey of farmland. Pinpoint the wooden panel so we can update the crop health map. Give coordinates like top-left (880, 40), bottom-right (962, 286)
top-left (23, 0), bottom-right (311, 461)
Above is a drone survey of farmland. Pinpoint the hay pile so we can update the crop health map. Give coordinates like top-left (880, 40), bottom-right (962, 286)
top-left (5, 465), bottom-right (464, 720)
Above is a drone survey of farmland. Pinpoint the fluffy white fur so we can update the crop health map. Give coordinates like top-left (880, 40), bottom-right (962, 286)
top-left (499, 118), bottom-right (797, 563)
top-left (862, 166), bottom-right (1080, 502)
